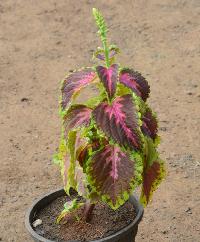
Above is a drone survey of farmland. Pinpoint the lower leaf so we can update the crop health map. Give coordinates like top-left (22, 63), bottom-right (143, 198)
top-left (56, 130), bottom-right (88, 197)
top-left (140, 138), bottom-right (166, 206)
top-left (56, 199), bottom-right (84, 223)
top-left (65, 131), bottom-right (88, 196)
top-left (86, 144), bottom-right (139, 209)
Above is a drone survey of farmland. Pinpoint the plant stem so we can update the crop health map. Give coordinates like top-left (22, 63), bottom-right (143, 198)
top-left (103, 41), bottom-right (110, 68)
top-left (83, 199), bottom-right (95, 222)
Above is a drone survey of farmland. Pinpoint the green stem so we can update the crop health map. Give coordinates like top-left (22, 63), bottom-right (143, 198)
top-left (103, 41), bottom-right (110, 68)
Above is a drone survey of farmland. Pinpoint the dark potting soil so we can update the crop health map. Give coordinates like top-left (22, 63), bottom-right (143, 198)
top-left (34, 195), bottom-right (136, 241)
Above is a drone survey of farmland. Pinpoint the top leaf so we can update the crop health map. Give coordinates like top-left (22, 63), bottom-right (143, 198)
top-left (61, 68), bottom-right (96, 110)
top-left (96, 64), bottom-right (118, 99)
top-left (119, 68), bottom-right (150, 101)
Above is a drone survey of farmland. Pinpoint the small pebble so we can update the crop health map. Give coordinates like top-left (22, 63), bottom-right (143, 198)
top-left (160, 127), bottom-right (167, 131)
top-left (32, 219), bottom-right (42, 227)
top-left (185, 207), bottom-right (192, 214)
top-left (21, 97), bottom-right (29, 102)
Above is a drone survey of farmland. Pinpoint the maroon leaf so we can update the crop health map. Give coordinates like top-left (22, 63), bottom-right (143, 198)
top-left (63, 105), bottom-right (92, 135)
top-left (88, 144), bottom-right (135, 207)
top-left (141, 159), bottom-right (165, 206)
top-left (76, 140), bottom-right (101, 167)
top-left (142, 161), bottom-right (160, 202)
top-left (119, 68), bottom-right (150, 101)
top-left (76, 144), bottom-right (88, 167)
top-left (96, 64), bottom-right (118, 99)
top-left (141, 109), bottom-right (158, 139)
top-left (61, 69), bottom-right (96, 110)
top-left (93, 94), bottom-right (141, 150)
top-left (140, 138), bottom-right (166, 206)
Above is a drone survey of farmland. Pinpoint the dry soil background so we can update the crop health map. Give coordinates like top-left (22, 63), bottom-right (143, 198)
top-left (0, 0), bottom-right (200, 241)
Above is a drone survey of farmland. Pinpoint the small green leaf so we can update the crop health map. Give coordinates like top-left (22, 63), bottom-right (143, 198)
top-left (53, 134), bottom-right (68, 167)
top-left (61, 130), bottom-right (88, 196)
top-left (65, 131), bottom-right (77, 194)
top-left (56, 199), bottom-right (84, 223)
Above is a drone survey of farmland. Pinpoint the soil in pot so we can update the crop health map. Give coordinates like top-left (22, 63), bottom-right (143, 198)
top-left (33, 195), bottom-right (136, 241)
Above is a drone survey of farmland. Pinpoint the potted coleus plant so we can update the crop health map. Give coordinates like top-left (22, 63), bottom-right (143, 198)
top-left (25, 8), bottom-right (166, 242)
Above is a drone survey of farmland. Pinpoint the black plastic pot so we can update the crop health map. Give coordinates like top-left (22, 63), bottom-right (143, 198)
top-left (25, 188), bottom-right (144, 242)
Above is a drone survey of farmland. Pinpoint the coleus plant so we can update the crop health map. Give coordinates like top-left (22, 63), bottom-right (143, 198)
top-left (54, 8), bottom-right (166, 223)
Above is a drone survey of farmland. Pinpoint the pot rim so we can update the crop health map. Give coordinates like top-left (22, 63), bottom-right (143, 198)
top-left (25, 188), bottom-right (144, 242)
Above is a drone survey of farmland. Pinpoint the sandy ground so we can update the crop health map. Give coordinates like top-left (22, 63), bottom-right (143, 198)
top-left (0, 0), bottom-right (200, 241)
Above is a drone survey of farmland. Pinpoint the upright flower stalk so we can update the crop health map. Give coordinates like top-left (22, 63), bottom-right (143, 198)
top-left (93, 8), bottom-right (110, 68)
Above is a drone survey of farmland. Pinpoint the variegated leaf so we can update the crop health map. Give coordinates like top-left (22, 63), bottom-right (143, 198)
top-left (119, 68), bottom-right (150, 101)
top-left (76, 140), bottom-right (100, 167)
top-left (63, 104), bottom-right (92, 136)
top-left (141, 108), bottom-right (158, 139)
top-left (93, 94), bottom-right (141, 150)
top-left (53, 134), bottom-right (74, 193)
top-left (87, 144), bottom-right (136, 209)
top-left (61, 68), bottom-right (96, 110)
top-left (140, 138), bottom-right (166, 206)
top-left (96, 64), bottom-right (118, 99)
top-left (61, 131), bottom-right (88, 196)
top-left (62, 131), bottom-right (77, 194)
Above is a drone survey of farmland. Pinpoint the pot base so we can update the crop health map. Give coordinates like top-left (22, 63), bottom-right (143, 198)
top-left (25, 188), bottom-right (143, 242)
